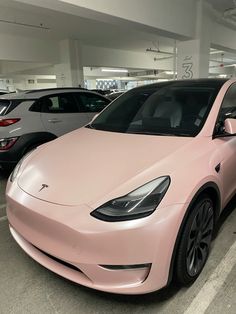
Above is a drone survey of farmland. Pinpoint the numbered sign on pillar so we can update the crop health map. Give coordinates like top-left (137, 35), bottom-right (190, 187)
top-left (181, 56), bottom-right (194, 79)
top-left (177, 40), bottom-right (200, 79)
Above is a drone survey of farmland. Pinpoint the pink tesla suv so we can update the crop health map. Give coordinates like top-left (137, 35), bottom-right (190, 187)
top-left (6, 79), bottom-right (236, 294)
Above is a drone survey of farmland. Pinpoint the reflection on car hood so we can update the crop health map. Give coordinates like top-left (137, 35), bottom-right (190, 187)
top-left (18, 127), bottom-right (193, 206)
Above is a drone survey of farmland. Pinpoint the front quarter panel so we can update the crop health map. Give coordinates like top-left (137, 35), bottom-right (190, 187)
top-left (160, 137), bottom-right (223, 211)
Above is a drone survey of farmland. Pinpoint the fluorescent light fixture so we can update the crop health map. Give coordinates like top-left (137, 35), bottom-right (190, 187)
top-left (96, 79), bottom-right (117, 81)
top-left (218, 74), bottom-right (228, 78)
top-left (164, 71), bottom-right (176, 75)
top-left (101, 68), bottom-right (128, 73)
top-left (223, 64), bottom-right (236, 68)
top-left (210, 50), bottom-right (224, 55)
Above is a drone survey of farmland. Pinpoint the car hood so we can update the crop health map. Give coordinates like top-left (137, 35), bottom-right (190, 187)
top-left (18, 127), bottom-right (193, 206)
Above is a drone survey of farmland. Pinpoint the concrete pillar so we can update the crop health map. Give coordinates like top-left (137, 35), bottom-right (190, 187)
top-left (177, 0), bottom-right (210, 79)
top-left (55, 39), bottom-right (84, 87)
top-left (87, 79), bottom-right (97, 89)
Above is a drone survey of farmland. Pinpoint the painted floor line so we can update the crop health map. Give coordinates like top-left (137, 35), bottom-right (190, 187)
top-left (0, 216), bottom-right (7, 222)
top-left (0, 204), bottom-right (6, 209)
top-left (184, 240), bottom-right (236, 314)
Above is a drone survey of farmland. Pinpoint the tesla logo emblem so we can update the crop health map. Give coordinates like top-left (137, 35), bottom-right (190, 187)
top-left (39, 184), bottom-right (49, 192)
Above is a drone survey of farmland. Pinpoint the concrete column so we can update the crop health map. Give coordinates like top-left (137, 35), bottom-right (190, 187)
top-left (55, 39), bottom-right (84, 87)
top-left (177, 0), bottom-right (210, 79)
top-left (87, 79), bottom-right (97, 89)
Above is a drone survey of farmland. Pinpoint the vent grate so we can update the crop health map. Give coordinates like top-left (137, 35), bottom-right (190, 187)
top-left (34, 246), bottom-right (82, 273)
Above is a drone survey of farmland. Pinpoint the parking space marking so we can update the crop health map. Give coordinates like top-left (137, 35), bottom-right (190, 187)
top-left (184, 240), bottom-right (236, 314)
top-left (0, 204), bottom-right (6, 209)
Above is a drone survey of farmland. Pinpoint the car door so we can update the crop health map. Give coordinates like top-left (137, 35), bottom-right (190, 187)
top-left (214, 83), bottom-right (236, 206)
top-left (75, 92), bottom-right (110, 123)
top-left (40, 93), bottom-right (89, 137)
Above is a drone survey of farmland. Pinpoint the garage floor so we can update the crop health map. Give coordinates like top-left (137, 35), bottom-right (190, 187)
top-left (0, 171), bottom-right (235, 314)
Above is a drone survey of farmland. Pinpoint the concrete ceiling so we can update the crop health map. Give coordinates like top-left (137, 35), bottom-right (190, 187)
top-left (0, 0), bottom-right (174, 53)
top-left (0, 0), bottom-right (236, 78)
top-left (207, 0), bottom-right (236, 13)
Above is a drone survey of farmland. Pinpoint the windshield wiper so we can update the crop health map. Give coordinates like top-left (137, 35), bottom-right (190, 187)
top-left (86, 124), bottom-right (96, 130)
top-left (128, 130), bottom-right (174, 136)
top-left (128, 130), bottom-right (190, 137)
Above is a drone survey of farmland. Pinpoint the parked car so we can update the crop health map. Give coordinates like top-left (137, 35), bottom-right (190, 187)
top-left (6, 79), bottom-right (236, 294)
top-left (0, 88), bottom-right (110, 170)
top-left (91, 89), bottom-right (111, 95)
top-left (106, 91), bottom-right (124, 101)
top-left (0, 89), bottom-right (9, 96)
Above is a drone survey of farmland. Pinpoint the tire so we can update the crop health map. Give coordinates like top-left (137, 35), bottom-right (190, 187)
top-left (0, 164), bottom-right (14, 175)
top-left (175, 194), bottom-right (215, 285)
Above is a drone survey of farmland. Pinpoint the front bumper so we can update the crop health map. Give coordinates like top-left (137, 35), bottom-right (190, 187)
top-left (6, 183), bottom-right (187, 294)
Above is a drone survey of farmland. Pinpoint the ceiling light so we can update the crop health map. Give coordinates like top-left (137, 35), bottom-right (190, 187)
top-left (165, 71), bottom-right (175, 75)
top-left (218, 74), bottom-right (228, 78)
top-left (101, 69), bottom-right (128, 73)
top-left (222, 64), bottom-right (236, 68)
top-left (210, 50), bottom-right (224, 55)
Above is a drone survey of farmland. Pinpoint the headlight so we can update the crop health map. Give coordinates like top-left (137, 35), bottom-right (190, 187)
top-left (91, 176), bottom-right (170, 222)
top-left (10, 150), bottom-right (34, 182)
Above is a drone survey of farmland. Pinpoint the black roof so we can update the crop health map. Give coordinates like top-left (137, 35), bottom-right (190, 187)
top-left (26, 87), bottom-right (88, 94)
top-left (134, 78), bottom-right (228, 91)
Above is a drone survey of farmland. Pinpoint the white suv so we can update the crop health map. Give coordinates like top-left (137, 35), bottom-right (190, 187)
top-left (0, 89), bottom-right (9, 95)
top-left (0, 88), bottom-right (110, 170)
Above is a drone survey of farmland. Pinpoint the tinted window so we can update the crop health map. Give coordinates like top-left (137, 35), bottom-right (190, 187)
top-left (215, 84), bottom-right (236, 134)
top-left (41, 94), bottom-right (79, 113)
top-left (0, 99), bottom-right (24, 115)
top-left (218, 84), bottom-right (236, 122)
top-left (89, 82), bottom-right (222, 137)
top-left (77, 93), bottom-right (109, 112)
top-left (0, 100), bottom-right (10, 115)
top-left (29, 100), bottom-right (41, 112)
top-left (108, 92), bottom-right (124, 101)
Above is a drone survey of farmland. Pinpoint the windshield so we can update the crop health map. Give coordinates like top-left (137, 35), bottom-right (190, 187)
top-left (89, 81), bottom-right (223, 137)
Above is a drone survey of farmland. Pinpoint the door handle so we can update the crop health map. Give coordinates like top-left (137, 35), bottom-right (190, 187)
top-left (48, 119), bottom-right (62, 123)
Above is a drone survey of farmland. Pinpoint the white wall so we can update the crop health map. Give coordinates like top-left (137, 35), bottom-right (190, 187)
top-left (9, 75), bottom-right (56, 91)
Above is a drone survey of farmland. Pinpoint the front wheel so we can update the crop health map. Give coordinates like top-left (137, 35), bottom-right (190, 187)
top-left (175, 194), bottom-right (214, 285)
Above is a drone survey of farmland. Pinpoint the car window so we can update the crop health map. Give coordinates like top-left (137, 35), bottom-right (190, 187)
top-left (214, 83), bottom-right (236, 135)
top-left (41, 94), bottom-right (79, 113)
top-left (0, 100), bottom-right (10, 115)
top-left (76, 93), bottom-right (109, 113)
top-left (217, 84), bottom-right (236, 123)
top-left (89, 82), bottom-right (222, 137)
top-left (0, 99), bottom-right (24, 115)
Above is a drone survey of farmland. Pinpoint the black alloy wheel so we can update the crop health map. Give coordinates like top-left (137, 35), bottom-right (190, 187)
top-left (175, 194), bottom-right (215, 285)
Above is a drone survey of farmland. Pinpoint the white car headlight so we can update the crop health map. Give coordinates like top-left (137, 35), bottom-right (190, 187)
top-left (91, 176), bottom-right (170, 221)
top-left (10, 150), bottom-right (35, 182)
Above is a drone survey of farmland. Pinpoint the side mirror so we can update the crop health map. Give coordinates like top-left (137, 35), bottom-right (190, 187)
top-left (224, 118), bottom-right (236, 135)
